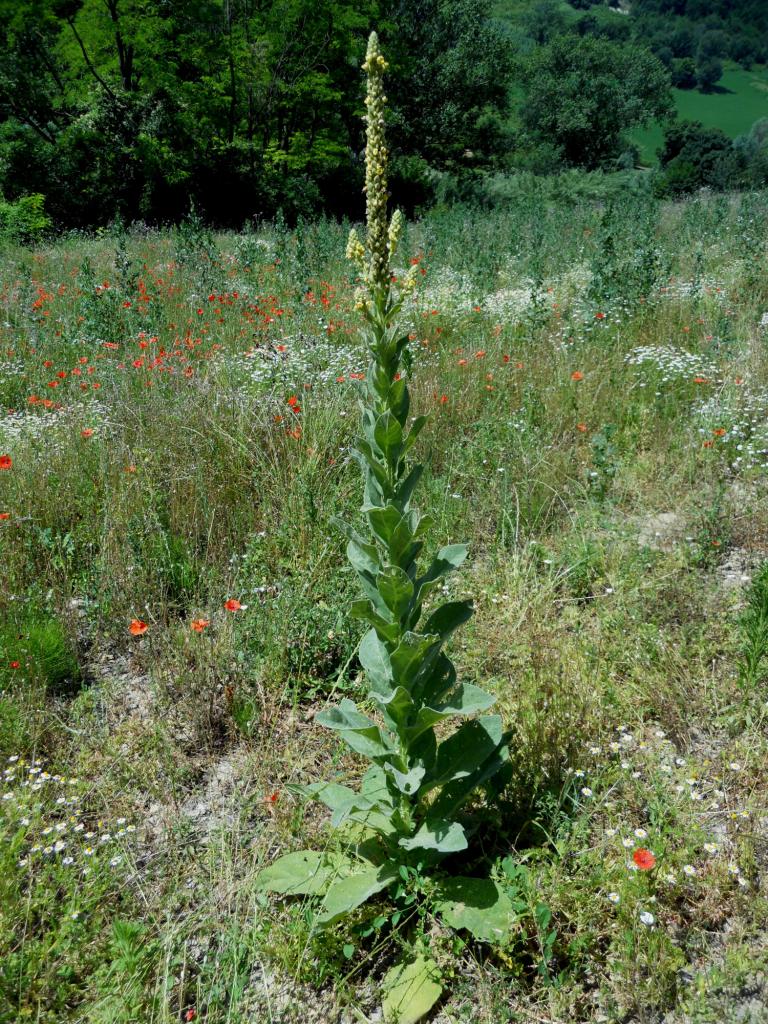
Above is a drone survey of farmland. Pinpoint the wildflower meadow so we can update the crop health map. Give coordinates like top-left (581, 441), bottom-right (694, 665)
top-left (3, 36), bottom-right (768, 1024)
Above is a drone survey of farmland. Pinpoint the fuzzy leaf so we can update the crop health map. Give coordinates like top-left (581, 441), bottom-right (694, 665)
top-left (429, 742), bottom-right (510, 820)
top-left (398, 819), bottom-right (467, 853)
top-left (422, 600), bottom-right (473, 640)
top-left (374, 411), bottom-right (404, 463)
top-left (407, 683), bottom-right (496, 741)
top-left (377, 565), bottom-right (414, 620)
top-left (384, 762), bottom-right (426, 795)
top-left (316, 864), bottom-right (398, 926)
top-left (392, 464), bottom-right (423, 512)
top-left (433, 877), bottom-right (516, 943)
top-left (390, 632), bottom-right (442, 688)
top-left (401, 415), bottom-right (428, 456)
top-left (358, 628), bottom-right (394, 696)
top-left (316, 699), bottom-right (396, 760)
top-left (381, 955), bottom-right (442, 1024)
top-left (422, 716), bottom-right (504, 793)
top-left (351, 599), bottom-right (401, 644)
top-left (256, 850), bottom-right (351, 896)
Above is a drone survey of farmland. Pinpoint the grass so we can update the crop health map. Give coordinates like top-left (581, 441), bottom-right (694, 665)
top-left (2, 190), bottom-right (768, 1020)
top-left (633, 62), bottom-right (768, 164)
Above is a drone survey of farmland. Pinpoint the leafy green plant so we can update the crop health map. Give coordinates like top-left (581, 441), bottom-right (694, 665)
top-left (739, 561), bottom-right (768, 689)
top-left (256, 33), bottom-right (511, 1023)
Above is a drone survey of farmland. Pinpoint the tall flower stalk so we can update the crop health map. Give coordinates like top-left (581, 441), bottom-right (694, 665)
top-left (258, 33), bottom-right (512, 1022)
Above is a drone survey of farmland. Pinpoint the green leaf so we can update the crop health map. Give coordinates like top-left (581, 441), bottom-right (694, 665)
top-left (316, 699), bottom-right (397, 760)
top-left (381, 955), bottom-right (442, 1024)
top-left (359, 629), bottom-right (394, 696)
top-left (351, 599), bottom-right (401, 644)
top-left (429, 741), bottom-right (510, 820)
top-left (401, 415), bottom-right (428, 456)
top-left (368, 505), bottom-right (404, 548)
top-left (317, 864), bottom-right (398, 926)
top-left (388, 376), bottom-right (410, 426)
top-left (374, 411), bottom-right (404, 463)
top-left (422, 716), bottom-right (504, 794)
top-left (407, 683), bottom-right (496, 741)
top-left (398, 819), bottom-right (467, 853)
top-left (392, 464), bottom-right (423, 512)
top-left (377, 565), bottom-right (414, 621)
top-left (433, 877), bottom-right (516, 943)
top-left (256, 850), bottom-right (351, 896)
top-left (384, 762), bottom-right (426, 795)
top-left (390, 632), bottom-right (442, 688)
top-left (422, 600), bottom-right (474, 640)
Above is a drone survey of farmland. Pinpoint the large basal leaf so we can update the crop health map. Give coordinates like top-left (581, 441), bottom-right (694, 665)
top-left (316, 864), bottom-right (398, 926)
top-left (398, 818), bottom-right (467, 854)
top-left (381, 954), bottom-right (442, 1024)
top-left (433, 876), bottom-right (516, 943)
top-left (256, 850), bottom-right (352, 896)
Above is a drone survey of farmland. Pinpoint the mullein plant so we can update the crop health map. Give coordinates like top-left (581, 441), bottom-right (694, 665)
top-left (257, 33), bottom-right (512, 1023)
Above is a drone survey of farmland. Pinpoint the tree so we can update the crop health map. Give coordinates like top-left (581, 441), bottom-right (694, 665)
top-left (696, 55), bottom-right (723, 92)
top-left (657, 120), bottom-right (745, 193)
top-left (671, 57), bottom-right (696, 88)
top-left (382, 0), bottom-right (513, 184)
top-left (521, 36), bottom-right (673, 170)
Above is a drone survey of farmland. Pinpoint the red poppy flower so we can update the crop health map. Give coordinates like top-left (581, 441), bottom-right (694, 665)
top-left (224, 599), bottom-right (244, 612)
top-left (81, 429), bottom-right (94, 438)
top-left (0, 512), bottom-right (10, 520)
top-left (571, 371), bottom-right (584, 382)
top-left (633, 848), bottom-right (656, 871)
top-left (129, 619), bottom-right (148, 636)
top-left (0, 455), bottom-right (12, 470)
top-left (184, 1011), bottom-right (197, 1022)
top-left (190, 618), bottom-right (210, 632)
top-left (9, 661), bottom-right (20, 669)
top-left (595, 311), bottom-right (606, 320)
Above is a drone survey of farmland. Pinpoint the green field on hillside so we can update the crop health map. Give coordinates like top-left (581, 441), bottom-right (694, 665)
top-left (633, 64), bottom-right (768, 164)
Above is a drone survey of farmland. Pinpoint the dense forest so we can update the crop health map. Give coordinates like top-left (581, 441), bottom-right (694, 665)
top-left (1, 0), bottom-right (767, 229)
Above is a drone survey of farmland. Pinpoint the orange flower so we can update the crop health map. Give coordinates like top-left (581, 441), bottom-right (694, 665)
top-left (81, 429), bottom-right (94, 438)
top-left (129, 619), bottom-right (148, 636)
top-left (224, 598), bottom-right (245, 612)
top-left (576, 422), bottom-right (588, 433)
top-left (571, 371), bottom-right (584, 382)
top-left (0, 455), bottom-right (12, 470)
top-left (475, 350), bottom-right (486, 359)
top-left (594, 311), bottom-right (605, 320)
top-left (0, 512), bottom-right (10, 520)
top-left (190, 618), bottom-right (210, 632)
top-left (693, 376), bottom-right (709, 384)
top-left (124, 465), bottom-right (137, 473)
top-left (712, 428), bottom-right (726, 437)
top-left (632, 848), bottom-right (656, 871)
top-left (702, 440), bottom-right (714, 448)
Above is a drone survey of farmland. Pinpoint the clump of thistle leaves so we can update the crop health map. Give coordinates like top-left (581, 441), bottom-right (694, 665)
top-left (256, 33), bottom-right (512, 1023)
